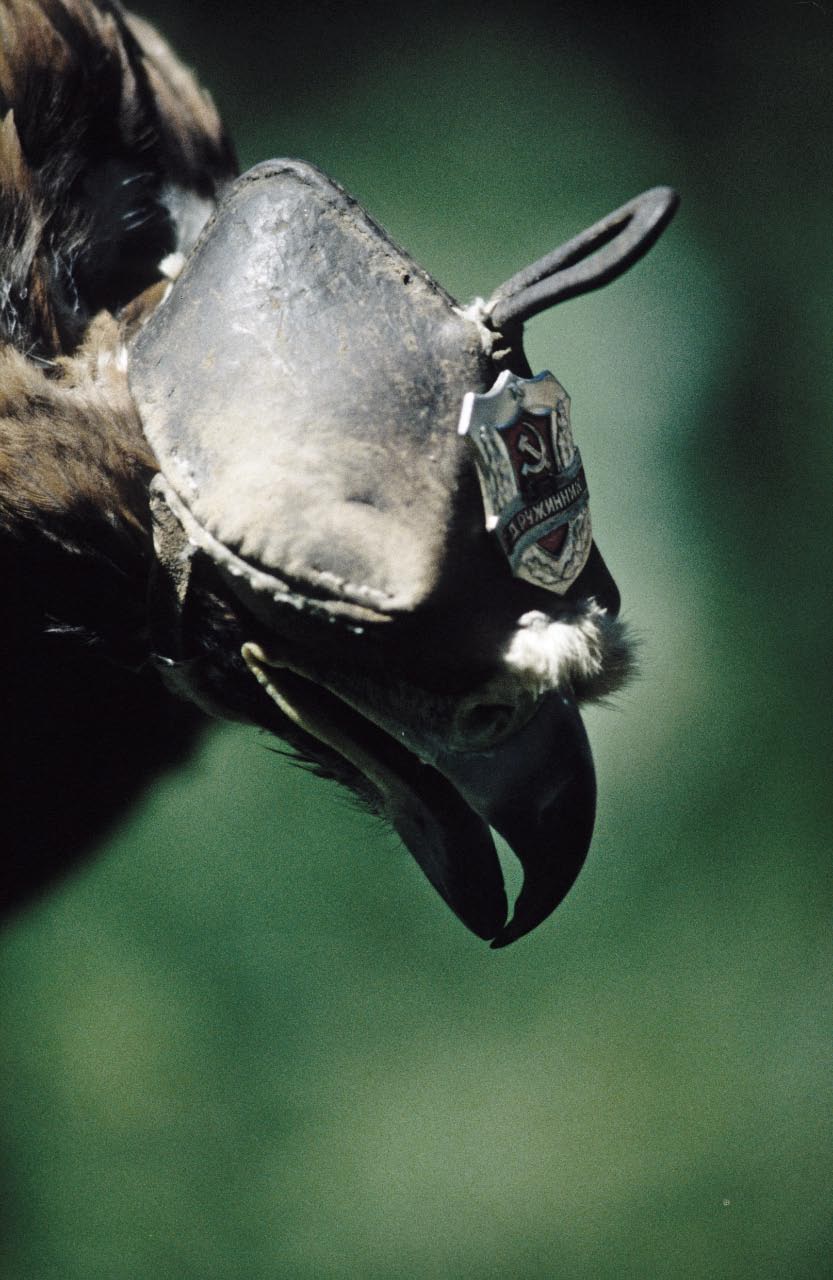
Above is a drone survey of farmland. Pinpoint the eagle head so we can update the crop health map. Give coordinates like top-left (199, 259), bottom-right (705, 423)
top-left (0, 1), bottom-right (677, 943)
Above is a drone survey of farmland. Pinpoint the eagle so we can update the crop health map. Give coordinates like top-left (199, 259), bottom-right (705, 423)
top-left (0, 0), bottom-right (677, 945)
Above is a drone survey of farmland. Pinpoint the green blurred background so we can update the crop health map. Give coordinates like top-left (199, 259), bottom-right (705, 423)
top-left (2, 0), bottom-right (831, 1275)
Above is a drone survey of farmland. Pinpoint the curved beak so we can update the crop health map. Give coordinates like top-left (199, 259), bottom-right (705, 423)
top-left (433, 692), bottom-right (596, 947)
top-left (242, 643), bottom-right (595, 946)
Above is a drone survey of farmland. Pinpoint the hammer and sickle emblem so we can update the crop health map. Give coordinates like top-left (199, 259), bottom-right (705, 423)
top-left (517, 423), bottom-right (549, 476)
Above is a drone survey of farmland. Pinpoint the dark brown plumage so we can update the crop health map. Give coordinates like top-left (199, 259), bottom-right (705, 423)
top-left (0, 0), bottom-right (235, 613)
top-left (0, 0), bottom-right (236, 910)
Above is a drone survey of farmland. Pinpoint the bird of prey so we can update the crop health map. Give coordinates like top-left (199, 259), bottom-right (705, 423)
top-left (0, 0), bottom-right (677, 945)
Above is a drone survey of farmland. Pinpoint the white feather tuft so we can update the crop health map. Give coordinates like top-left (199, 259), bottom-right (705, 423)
top-left (504, 604), bottom-right (608, 696)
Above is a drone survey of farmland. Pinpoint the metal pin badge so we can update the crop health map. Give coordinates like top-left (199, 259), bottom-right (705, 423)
top-left (458, 370), bottom-right (592, 594)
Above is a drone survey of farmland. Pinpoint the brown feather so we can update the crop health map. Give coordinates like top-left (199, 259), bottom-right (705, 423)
top-left (0, 0), bottom-right (238, 666)
top-left (0, 0), bottom-right (236, 356)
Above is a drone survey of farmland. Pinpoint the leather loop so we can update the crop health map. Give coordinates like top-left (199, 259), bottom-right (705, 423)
top-left (488, 186), bottom-right (679, 329)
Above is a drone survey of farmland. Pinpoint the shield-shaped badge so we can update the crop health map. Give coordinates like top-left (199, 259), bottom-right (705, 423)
top-left (458, 370), bottom-right (592, 593)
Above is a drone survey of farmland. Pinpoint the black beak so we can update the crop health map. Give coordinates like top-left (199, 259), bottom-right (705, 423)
top-left (432, 692), bottom-right (596, 947)
top-left (242, 645), bottom-right (595, 946)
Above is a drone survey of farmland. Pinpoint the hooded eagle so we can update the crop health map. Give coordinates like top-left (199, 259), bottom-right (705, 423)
top-left (0, 0), bottom-right (676, 944)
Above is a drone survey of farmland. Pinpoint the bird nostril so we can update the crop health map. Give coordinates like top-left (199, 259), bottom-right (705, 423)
top-left (463, 702), bottom-right (515, 738)
top-left (448, 687), bottom-right (538, 752)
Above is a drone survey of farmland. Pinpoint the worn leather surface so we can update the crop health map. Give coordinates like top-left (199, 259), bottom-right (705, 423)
top-left (130, 160), bottom-right (491, 626)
